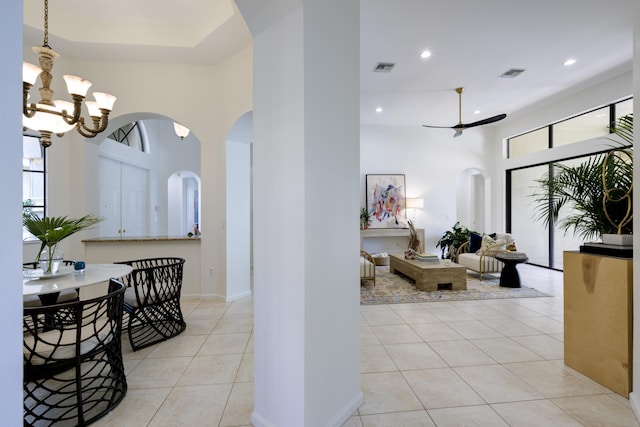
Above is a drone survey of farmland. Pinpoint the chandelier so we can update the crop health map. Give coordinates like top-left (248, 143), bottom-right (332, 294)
top-left (22, 0), bottom-right (116, 148)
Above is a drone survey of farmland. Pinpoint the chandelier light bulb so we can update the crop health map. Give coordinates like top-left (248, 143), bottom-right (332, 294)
top-left (63, 75), bottom-right (92, 97)
top-left (22, 62), bottom-right (42, 85)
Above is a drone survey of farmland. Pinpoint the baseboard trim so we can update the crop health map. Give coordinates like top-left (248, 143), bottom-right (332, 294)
top-left (250, 390), bottom-right (363, 427)
top-left (630, 392), bottom-right (640, 422)
top-left (226, 290), bottom-right (253, 302)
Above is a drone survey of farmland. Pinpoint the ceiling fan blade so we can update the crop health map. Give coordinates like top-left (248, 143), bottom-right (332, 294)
top-left (422, 124), bottom-right (455, 129)
top-left (459, 113), bottom-right (507, 129)
top-left (421, 87), bottom-right (508, 135)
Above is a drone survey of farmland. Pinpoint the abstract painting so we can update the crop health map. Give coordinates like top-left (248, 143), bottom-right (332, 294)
top-left (366, 174), bottom-right (406, 228)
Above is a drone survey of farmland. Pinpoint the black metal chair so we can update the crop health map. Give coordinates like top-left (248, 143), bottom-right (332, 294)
top-left (23, 278), bottom-right (127, 426)
top-left (23, 260), bottom-right (79, 307)
top-left (115, 257), bottom-right (186, 351)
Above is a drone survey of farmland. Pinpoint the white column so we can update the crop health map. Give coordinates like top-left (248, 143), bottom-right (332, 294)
top-left (236, 1), bottom-right (362, 425)
top-left (0, 0), bottom-right (27, 424)
top-left (629, 1), bottom-right (640, 420)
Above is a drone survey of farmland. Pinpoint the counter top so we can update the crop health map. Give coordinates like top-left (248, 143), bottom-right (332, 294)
top-left (83, 236), bottom-right (201, 243)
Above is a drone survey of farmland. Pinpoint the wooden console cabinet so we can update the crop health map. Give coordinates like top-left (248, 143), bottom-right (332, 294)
top-left (563, 251), bottom-right (632, 396)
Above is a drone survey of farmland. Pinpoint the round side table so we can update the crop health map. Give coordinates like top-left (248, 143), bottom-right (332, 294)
top-left (495, 252), bottom-right (528, 288)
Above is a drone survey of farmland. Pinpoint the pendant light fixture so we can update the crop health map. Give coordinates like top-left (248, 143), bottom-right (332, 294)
top-left (23, 0), bottom-right (116, 148)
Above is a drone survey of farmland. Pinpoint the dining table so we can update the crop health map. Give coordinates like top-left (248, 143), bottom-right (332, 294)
top-left (23, 263), bottom-right (133, 305)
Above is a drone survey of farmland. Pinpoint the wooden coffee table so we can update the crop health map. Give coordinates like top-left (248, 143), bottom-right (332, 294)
top-left (389, 254), bottom-right (467, 291)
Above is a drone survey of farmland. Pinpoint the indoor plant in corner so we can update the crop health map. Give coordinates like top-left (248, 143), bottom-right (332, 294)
top-left (23, 213), bottom-right (102, 273)
top-left (531, 114), bottom-right (633, 243)
top-left (436, 222), bottom-right (470, 259)
top-left (360, 207), bottom-right (372, 230)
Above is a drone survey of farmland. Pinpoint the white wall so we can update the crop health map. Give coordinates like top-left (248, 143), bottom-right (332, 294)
top-left (226, 138), bottom-right (252, 300)
top-left (22, 42), bottom-right (253, 299)
top-left (1, 1), bottom-right (26, 423)
top-left (242, 0), bottom-right (362, 425)
top-left (360, 124), bottom-right (495, 256)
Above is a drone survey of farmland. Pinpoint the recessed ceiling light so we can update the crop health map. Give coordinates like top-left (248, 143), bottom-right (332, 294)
top-left (473, 110), bottom-right (481, 115)
top-left (564, 58), bottom-right (577, 66)
top-left (375, 107), bottom-right (383, 113)
top-left (420, 50), bottom-right (431, 59)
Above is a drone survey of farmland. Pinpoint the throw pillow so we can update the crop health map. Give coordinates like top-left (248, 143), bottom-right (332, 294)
top-left (478, 233), bottom-right (511, 256)
top-left (469, 232), bottom-right (483, 253)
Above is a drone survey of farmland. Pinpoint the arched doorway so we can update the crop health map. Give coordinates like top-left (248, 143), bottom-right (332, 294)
top-left (457, 167), bottom-right (491, 233)
top-left (226, 112), bottom-right (253, 300)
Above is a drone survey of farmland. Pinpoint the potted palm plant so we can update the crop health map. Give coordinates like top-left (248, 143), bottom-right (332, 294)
top-left (360, 207), bottom-right (372, 230)
top-left (531, 114), bottom-right (633, 242)
top-left (23, 213), bottom-right (102, 273)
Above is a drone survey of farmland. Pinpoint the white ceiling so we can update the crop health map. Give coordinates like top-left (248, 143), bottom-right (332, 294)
top-left (23, 0), bottom-right (635, 130)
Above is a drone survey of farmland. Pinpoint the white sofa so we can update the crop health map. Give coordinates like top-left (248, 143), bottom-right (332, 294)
top-left (456, 233), bottom-right (515, 280)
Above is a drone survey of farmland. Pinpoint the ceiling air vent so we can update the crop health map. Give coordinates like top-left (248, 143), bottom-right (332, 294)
top-left (499, 68), bottom-right (525, 78)
top-left (373, 62), bottom-right (395, 73)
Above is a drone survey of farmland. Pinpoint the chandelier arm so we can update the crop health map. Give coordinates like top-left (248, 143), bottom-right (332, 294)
top-left (77, 111), bottom-right (110, 137)
top-left (23, 83), bottom-right (37, 118)
top-left (60, 95), bottom-right (84, 126)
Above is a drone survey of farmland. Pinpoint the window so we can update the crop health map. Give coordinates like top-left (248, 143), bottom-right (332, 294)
top-left (507, 97), bottom-right (632, 158)
top-left (106, 121), bottom-right (148, 152)
top-left (23, 135), bottom-right (45, 240)
top-left (506, 97), bottom-right (633, 270)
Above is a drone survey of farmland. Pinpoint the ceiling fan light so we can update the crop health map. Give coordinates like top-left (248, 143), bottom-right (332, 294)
top-left (23, 62), bottom-right (42, 85)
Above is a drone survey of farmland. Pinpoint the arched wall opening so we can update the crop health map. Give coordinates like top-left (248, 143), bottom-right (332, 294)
top-left (89, 113), bottom-right (202, 239)
top-left (456, 167), bottom-right (491, 233)
top-left (226, 111), bottom-right (253, 300)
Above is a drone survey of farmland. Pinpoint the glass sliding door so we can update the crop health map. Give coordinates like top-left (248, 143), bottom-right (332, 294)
top-left (510, 165), bottom-right (550, 267)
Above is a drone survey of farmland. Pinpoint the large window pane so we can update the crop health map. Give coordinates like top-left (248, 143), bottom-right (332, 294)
top-left (510, 165), bottom-right (550, 267)
top-left (23, 135), bottom-right (45, 241)
top-left (615, 98), bottom-right (633, 120)
top-left (508, 127), bottom-right (548, 158)
top-left (551, 157), bottom-right (598, 269)
top-left (553, 106), bottom-right (610, 147)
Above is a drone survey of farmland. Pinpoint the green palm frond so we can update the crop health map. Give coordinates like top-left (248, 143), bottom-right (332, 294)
top-left (530, 114), bottom-right (633, 240)
top-left (23, 213), bottom-right (103, 258)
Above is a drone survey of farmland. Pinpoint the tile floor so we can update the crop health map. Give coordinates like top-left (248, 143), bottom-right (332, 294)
top-left (95, 265), bottom-right (640, 426)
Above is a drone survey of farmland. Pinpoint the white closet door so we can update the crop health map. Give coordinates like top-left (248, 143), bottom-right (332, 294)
top-left (99, 157), bottom-right (122, 237)
top-left (121, 163), bottom-right (148, 237)
top-left (99, 157), bottom-right (148, 237)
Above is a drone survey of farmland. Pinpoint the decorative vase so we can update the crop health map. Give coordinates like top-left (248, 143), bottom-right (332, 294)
top-left (39, 246), bottom-right (64, 274)
top-left (601, 234), bottom-right (633, 246)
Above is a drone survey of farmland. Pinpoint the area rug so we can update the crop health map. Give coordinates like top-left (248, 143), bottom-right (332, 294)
top-left (361, 268), bottom-right (550, 305)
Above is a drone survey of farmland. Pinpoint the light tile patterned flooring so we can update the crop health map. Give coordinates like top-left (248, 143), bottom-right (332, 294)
top-left (95, 265), bottom-right (640, 426)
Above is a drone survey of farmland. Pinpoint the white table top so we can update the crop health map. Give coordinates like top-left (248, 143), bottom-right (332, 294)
top-left (23, 263), bottom-right (133, 297)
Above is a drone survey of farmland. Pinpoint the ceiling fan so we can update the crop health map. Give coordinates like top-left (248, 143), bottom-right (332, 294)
top-left (422, 87), bottom-right (507, 137)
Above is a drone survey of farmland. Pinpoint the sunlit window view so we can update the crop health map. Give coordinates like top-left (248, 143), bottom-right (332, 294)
top-left (507, 98), bottom-right (632, 270)
top-left (23, 135), bottom-right (45, 240)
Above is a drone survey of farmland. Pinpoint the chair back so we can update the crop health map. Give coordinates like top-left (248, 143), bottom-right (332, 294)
top-left (23, 278), bottom-right (127, 426)
top-left (115, 257), bottom-right (185, 305)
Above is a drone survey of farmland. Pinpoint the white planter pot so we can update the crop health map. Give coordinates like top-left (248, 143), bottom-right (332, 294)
top-left (601, 234), bottom-right (633, 246)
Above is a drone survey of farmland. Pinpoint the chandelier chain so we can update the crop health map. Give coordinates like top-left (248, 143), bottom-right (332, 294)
top-left (43, 0), bottom-right (49, 48)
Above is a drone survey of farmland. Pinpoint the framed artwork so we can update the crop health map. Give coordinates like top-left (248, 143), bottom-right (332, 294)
top-left (366, 174), bottom-right (406, 228)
